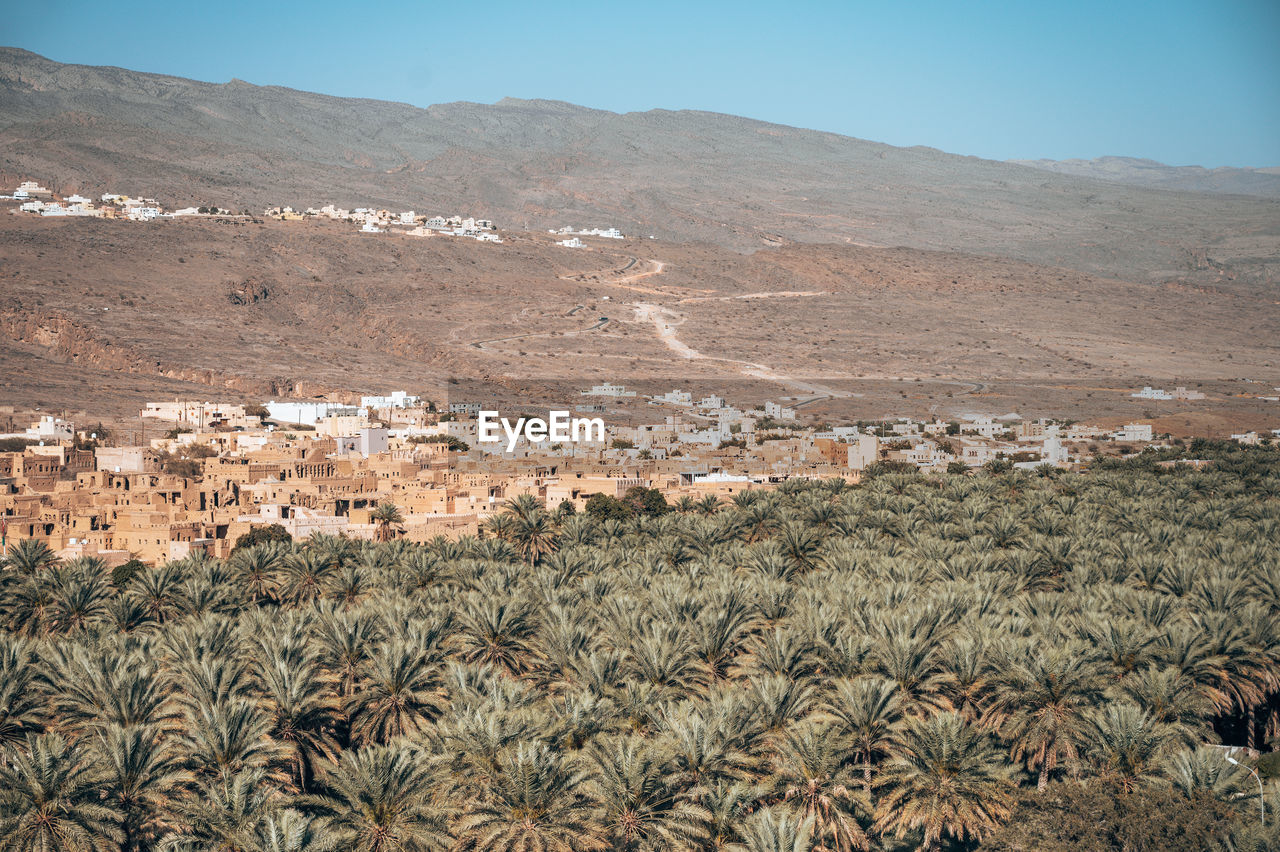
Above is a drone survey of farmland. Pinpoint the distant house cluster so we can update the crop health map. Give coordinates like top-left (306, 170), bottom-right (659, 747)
top-left (4, 178), bottom-right (228, 221)
top-left (1131, 385), bottom-right (1207, 401)
top-left (550, 225), bottom-right (624, 246)
top-left (268, 205), bottom-right (503, 242)
top-left (2, 379), bottom-right (1275, 566)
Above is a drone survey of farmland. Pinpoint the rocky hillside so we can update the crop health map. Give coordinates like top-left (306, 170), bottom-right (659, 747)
top-left (2, 48), bottom-right (1278, 285)
top-left (1009, 156), bottom-right (1280, 198)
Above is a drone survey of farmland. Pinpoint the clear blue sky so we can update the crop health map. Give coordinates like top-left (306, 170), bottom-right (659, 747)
top-left (8, 0), bottom-right (1280, 167)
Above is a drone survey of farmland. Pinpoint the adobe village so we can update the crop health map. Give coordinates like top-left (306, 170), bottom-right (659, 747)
top-left (1, 33), bottom-right (1280, 852)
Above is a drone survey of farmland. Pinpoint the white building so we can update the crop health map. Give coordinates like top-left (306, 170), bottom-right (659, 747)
top-left (1131, 387), bottom-right (1174, 400)
top-left (13, 180), bottom-right (51, 198)
top-left (962, 417), bottom-right (1002, 438)
top-left (141, 401), bottom-right (258, 430)
top-left (399, 211), bottom-right (416, 225)
top-left (652, 389), bottom-right (693, 407)
top-left (1114, 423), bottom-right (1154, 443)
top-left (360, 391), bottom-right (421, 409)
top-left (848, 434), bottom-right (879, 471)
top-left (581, 383), bottom-right (636, 397)
top-left (24, 416), bottom-right (74, 443)
top-left (337, 427), bottom-right (390, 456)
top-left (557, 237), bottom-right (584, 248)
top-left (764, 401), bottom-right (797, 421)
top-left (266, 401), bottom-right (360, 426)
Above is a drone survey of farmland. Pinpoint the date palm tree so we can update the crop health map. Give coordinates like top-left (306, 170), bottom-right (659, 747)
top-left (372, 503), bottom-right (405, 543)
top-left (511, 511), bottom-right (560, 565)
top-left (168, 767), bottom-right (276, 851)
top-left (179, 697), bottom-right (282, 781)
top-left (4, 572), bottom-right (58, 637)
top-left (702, 781), bottom-right (757, 850)
top-left (868, 616), bottom-right (951, 715)
top-left (48, 557), bottom-right (112, 632)
top-left (314, 606), bottom-right (381, 698)
top-left (727, 808), bottom-right (814, 852)
top-left (345, 638), bottom-right (444, 746)
top-left (656, 701), bottom-right (756, 797)
top-left (455, 594), bottom-right (537, 676)
top-left (46, 643), bottom-right (176, 734)
top-left (280, 551), bottom-right (338, 606)
top-left (92, 723), bottom-right (191, 852)
top-left (1163, 745), bottom-right (1253, 801)
top-left (321, 743), bottom-right (449, 852)
top-left (691, 587), bottom-right (756, 683)
top-left (128, 562), bottom-right (187, 624)
top-left (873, 712), bottom-right (1013, 852)
top-left (981, 645), bottom-right (1103, 788)
top-left (696, 495), bottom-right (724, 515)
top-left (823, 678), bottom-right (903, 795)
top-left (0, 732), bottom-right (123, 852)
top-left (0, 635), bottom-right (44, 744)
top-left (1082, 702), bottom-right (1174, 792)
top-left (250, 630), bottom-right (340, 790)
top-left (2, 538), bottom-right (59, 574)
top-left (588, 737), bottom-right (709, 851)
top-left (775, 522), bottom-right (825, 573)
top-left (453, 740), bottom-right (604, 852)
top-left (231, 542), bottom-right (289, 604)
top-left (250, 808), bottom-right (339, 852)
top-left (482, 512), bottom-right (516, 543)
top-left (768, 722), bottom-right (870, 852)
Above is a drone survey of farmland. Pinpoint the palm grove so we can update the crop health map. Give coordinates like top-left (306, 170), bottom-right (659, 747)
top-left (2, 442), bottom-right (1279, 851)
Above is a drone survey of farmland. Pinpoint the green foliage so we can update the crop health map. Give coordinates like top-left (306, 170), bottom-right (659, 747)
top-left (862, 460), bottom-right (917, 477)
top-left (982, 778), bottom-right (1234, 851)
top-left (162, 457), bottom-right (202, 478)
top-left (110, 558), bottom-right (148, 588)
top-left (623, 486), bottom-right (670, 517)
top-left (232, 524), bottom-right (293, 554)
top-left (409, 434), bottom-right (469, 452)
top-left (0, 452), bottom-right (1276, 848)
top-left (0, 437), bottom-right (37, 452)
top-left (610, 438), bottom-right (635, 450)
top-left (584, 493), bottom-right (632, 521)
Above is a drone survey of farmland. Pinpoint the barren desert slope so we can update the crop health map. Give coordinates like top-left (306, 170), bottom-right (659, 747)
top-left (0, 49), bottom-right (1278, 434)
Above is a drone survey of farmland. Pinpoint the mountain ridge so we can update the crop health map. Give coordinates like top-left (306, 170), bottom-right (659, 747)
top-left (1009, 154), bottom-right (1280, 198)
top-left (1, 47), bottom-right (1277, 286)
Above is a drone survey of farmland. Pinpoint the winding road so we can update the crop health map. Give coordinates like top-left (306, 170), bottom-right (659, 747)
top-left (470, 253), bottom-right (856, 401)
